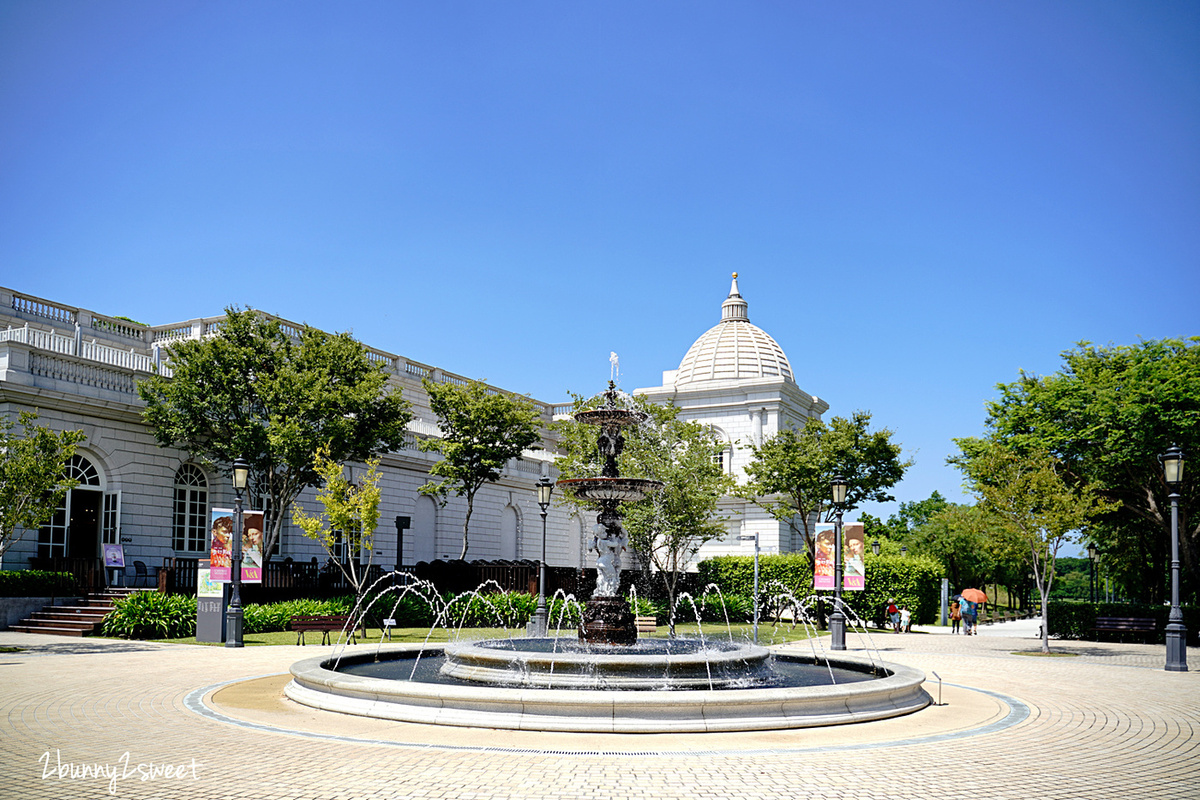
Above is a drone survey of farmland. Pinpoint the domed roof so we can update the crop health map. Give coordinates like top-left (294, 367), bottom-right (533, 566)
top-left (675, 274), bottom-right (794, 385)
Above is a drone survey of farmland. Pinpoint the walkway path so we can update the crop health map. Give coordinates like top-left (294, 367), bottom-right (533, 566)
top-left (1, 626), bottom-right (1196, 799)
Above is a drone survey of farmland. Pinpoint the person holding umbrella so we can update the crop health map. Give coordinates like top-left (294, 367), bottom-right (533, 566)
top-left (959, 588), bottom-right (987, 635)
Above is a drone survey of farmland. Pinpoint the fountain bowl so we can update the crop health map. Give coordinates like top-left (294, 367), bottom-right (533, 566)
top-left (286, 645), bottom-right (930, 733)
top-left (557, 476), bottom-right (665, 502)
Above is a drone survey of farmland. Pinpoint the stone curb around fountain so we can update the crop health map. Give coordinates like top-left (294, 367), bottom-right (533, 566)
top-left (285, 644), bottom-right (931, 734)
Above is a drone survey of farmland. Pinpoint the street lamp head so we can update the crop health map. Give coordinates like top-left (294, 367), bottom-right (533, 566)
top-left (536, 474), bottom-right (554, 510)
top-left (830, 475), bottom-right (848, 506)
top-left (871, 538), bottom-right (880, 556)
top-left (1087, 542), bottom-right (1098, 561)
top-left (900, 545), bottom-right (908, 557)
top-left (232, 457), bottom-right (250, 491)
top-left (1160, 445), bottom-right (1184, 487)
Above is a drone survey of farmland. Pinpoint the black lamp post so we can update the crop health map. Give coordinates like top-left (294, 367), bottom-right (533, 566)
top-left (1087, 542), bottom-right (1099, 603)
top-left (1160, 445), bottom-right (1187, 672)
top-left (226, 457), bottom-right (249, 648)
top-left (830, 475), bottom-right (848, 651)
top-left (530, 473), bottom-right (554, 637)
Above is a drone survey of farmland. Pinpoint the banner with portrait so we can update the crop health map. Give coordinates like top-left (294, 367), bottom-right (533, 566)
top-left (813, 523), bottom-right (836, 590)
top-left (209, 508), bottom-right (264, 583)
top-left (843, 523), bottom-right (866, 591)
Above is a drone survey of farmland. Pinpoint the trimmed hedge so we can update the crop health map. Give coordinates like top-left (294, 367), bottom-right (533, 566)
top-left (0, 570), bottom-right (77, 597)
top-left (697, 553), bottom-right (943, 627)
top-left (1046, 600), bottom-right (1200, 645)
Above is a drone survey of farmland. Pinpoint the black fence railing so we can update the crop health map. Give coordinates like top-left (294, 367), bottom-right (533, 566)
top-left (28, 557), bottom-right (104, 593)
top-left (155, 557), bottom-right (592, 601)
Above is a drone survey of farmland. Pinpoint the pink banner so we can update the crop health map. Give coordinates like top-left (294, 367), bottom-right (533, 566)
top-left (210, 508), bottom-right (263, 583)
top-left (813, 525), bottom-right (835, 590)
top-left (843, 524), bottom-right (865, 591)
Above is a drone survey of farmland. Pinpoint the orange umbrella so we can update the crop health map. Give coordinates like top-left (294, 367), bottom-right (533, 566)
top-left (959, 588), bottom-right (988, 604)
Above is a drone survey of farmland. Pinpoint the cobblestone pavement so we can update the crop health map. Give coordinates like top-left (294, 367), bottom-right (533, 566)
top-left (2, 626), bottom-right (1197, 800)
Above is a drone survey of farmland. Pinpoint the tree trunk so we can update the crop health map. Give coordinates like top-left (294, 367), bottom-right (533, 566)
top-left (1040, 589), bottom-right (1051, 654)
top-left (459, 491), bottom-right (476, 561)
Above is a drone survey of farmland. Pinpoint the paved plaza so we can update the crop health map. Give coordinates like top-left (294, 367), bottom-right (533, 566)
top-left (2, 621), bottom-right (1197, 800)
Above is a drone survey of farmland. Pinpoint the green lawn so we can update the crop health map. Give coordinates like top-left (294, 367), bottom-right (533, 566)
top-left (157, 621), bottom-right (823, 647)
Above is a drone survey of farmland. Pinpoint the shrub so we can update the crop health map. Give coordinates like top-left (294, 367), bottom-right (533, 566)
top-left (102, 591), bottom-right (196, 639)
top-left (1047, 600), bottom-right (1200, 645)
top-left (442, 591), bottom-right (537, 629)
top-left (697, 553), bottom-right (943, 627)
top-left (0, 570), bottom-right (77, 597)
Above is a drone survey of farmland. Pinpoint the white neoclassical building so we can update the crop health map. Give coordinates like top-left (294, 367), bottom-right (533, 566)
top-left (0, 277), bottom-right (824, 590)
top-left (636, 274), bottom-right (829, 560)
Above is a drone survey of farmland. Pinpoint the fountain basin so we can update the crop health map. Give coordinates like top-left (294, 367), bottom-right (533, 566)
top-left (286, 645), bottom-right (930, 733)
top-left (440, 636), bottom-right (773, 689)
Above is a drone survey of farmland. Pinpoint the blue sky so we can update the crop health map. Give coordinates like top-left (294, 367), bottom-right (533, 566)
top-left (2, 2), bottom-right (1198, 528)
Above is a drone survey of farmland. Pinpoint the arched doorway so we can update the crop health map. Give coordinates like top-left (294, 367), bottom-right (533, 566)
top-left (37, 453), bottom-right (118, 588)
top-left (38, 454), bottom-right (104, 560)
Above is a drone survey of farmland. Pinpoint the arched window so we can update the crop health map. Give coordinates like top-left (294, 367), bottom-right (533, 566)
top-left (173, 464), bottom-right (209, 553)
top-left (413, 495), bottom-right (438, 563)
top-left (499, 506), bottom-right (519, 560)
top-left (65, 455), bottom-right (100, 486)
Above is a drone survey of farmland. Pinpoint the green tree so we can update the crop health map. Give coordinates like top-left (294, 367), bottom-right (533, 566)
top-left (911, 502), bottom-right (1001, 592)
top-left (738, 411), bottom-right (912, 561)
top-left (953, 440), bottom-right (1116, 653)
top-left (292, 448), bottom-right (383, 607)
top-left (418, 379), bottom-right (543, 560)
top-left (557, 397), bottom-right (733, 630)
top-left (981, 338), bottom-right (1200, 603)
top-left (0, 413), bottom-right (86, 563)
top-left (138, 308), bottom-right (411, 562)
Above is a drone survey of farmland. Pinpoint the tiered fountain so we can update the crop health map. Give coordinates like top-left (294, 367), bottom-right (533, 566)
top-left (285, 380), bottom-right (930, 732)
top-left (558, 380), bottom-right (663, 645)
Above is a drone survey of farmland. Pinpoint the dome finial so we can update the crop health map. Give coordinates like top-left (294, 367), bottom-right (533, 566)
top-left (722, 274), bottom-right (748, 322)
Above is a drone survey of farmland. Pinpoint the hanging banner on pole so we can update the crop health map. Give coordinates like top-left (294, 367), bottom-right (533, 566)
top-left (210, 508), bottom-right (264, 583)
top-left (813, 524), bottom-right (835, 590)
top-left (843, 523), bottom-right (865, 591)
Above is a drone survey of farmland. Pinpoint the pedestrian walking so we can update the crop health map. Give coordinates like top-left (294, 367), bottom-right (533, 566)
top-left (950, 600), bottom-right (962, 634)
top-left (886, 598), bottom-right (900, 633)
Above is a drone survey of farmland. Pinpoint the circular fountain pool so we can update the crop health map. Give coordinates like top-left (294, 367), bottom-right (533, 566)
top-left (286, 641), bottom-right (930, 733)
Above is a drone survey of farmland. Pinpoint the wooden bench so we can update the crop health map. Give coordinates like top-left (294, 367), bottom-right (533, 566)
top-left (1093, 616), bottom-right (1156, 642)
top-left (635, 616), bottom-right (657, 634)
top-left (289, 614), bottom-right (357, 646)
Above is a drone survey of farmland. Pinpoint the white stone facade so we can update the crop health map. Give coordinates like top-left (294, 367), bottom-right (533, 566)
top-left (0, 277), bottom-right (820, 582)
top-left (635, 274), bottom-right (828, 562)
top-left (0, 287), bottom-right (587, 577)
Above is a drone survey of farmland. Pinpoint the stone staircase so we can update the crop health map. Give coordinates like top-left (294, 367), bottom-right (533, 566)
top-left (10, 588), bottom-right (144, 637)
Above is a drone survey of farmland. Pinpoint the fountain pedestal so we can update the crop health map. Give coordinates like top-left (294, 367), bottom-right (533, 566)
top-left (580, 596), bottom-right (637, 645)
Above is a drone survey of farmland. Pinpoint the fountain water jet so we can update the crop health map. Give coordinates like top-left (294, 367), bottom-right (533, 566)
top-left (285, 380), bottom-right (931, 732)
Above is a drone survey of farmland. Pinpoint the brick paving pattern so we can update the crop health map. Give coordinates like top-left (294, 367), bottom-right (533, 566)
top-left (1, 624), bottom-right (1197, 799)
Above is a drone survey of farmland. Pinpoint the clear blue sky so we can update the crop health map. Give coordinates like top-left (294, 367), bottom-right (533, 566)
top-left (2, 2), bottom-right (1198, 527)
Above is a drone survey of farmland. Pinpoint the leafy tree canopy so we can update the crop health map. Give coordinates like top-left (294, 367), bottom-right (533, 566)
top-left (138, 308), bottom-right (412, 562)
top-left (952, 440), bottom-right (1117, 652)
top-left (0, 413), bottom-right (86, 560)
top-left (293, 447), bottom-right (383, 603)
top-left (418, 379), bottom-right (543, 560)
top-left (738, 411), bottom-right (912, 559)
top-left (979, 338), bottom-right (1200, 602)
